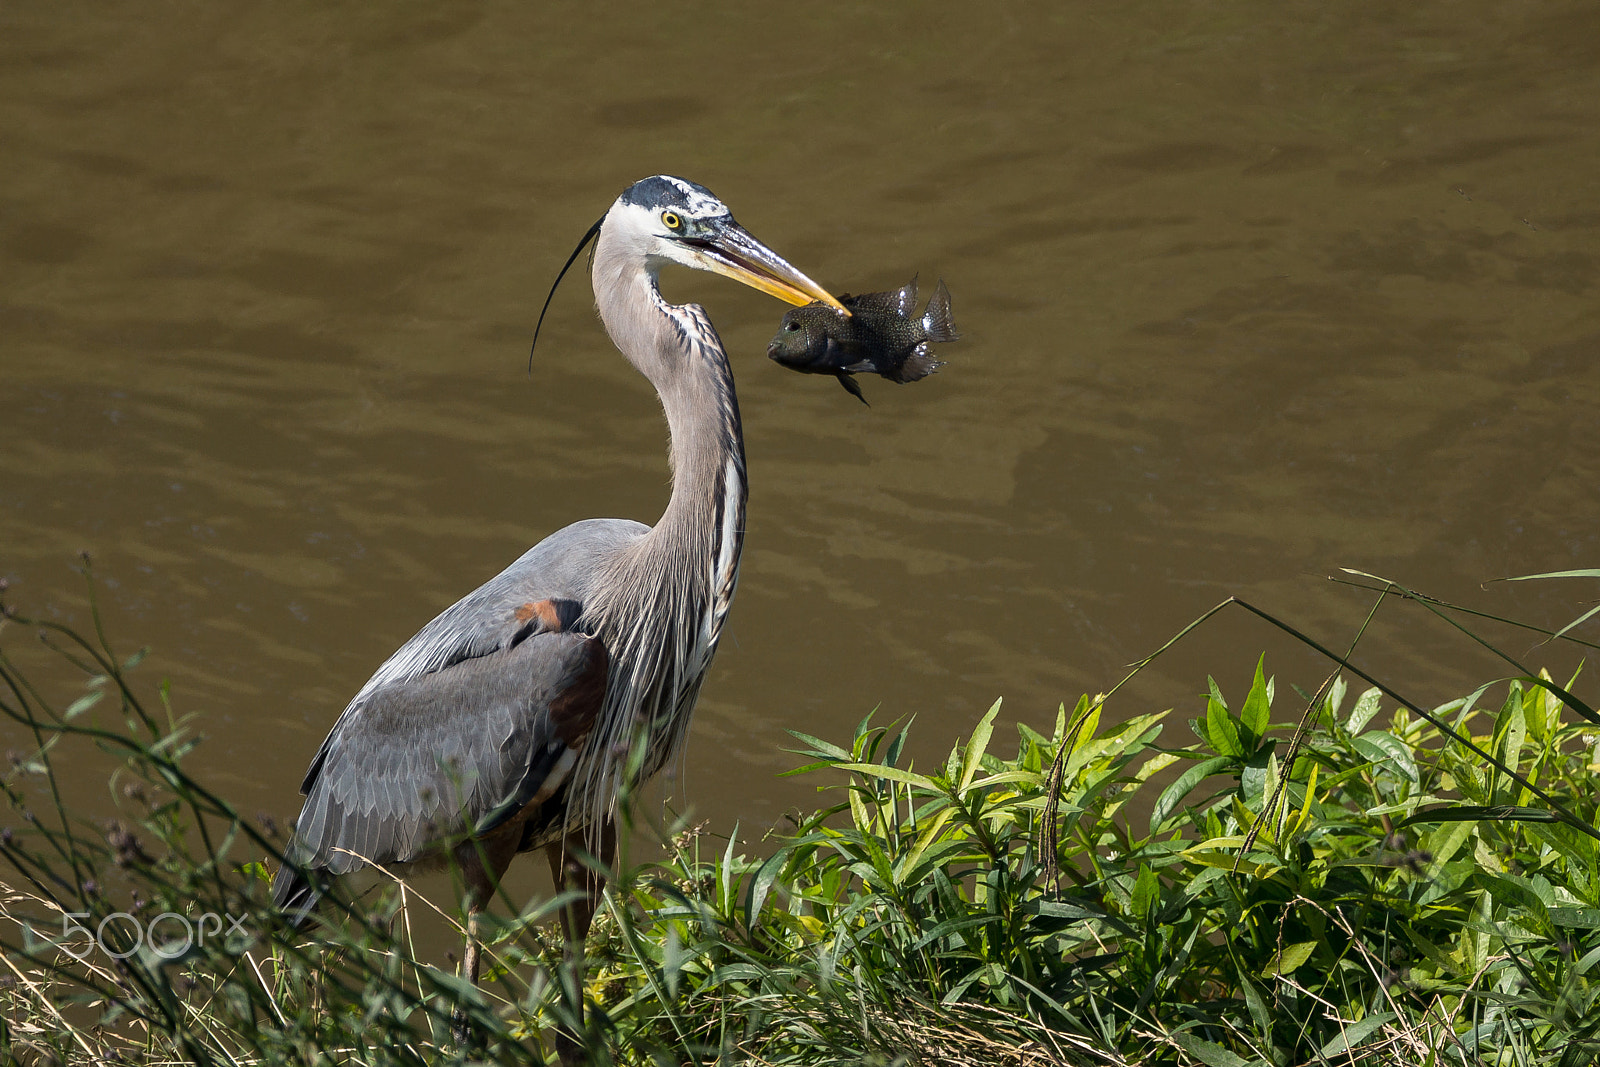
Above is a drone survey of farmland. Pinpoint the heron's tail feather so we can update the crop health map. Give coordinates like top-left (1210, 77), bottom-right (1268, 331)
top-left (271, 860), bottom-right (326, 929)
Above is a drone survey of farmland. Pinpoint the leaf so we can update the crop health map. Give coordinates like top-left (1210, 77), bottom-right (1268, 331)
top-left (851, 830), bottom-right (896, 889)
top-left (1130, 864), bottom-right (1158, 921)
top-left (1026, 899), bottom-right (1111, 921)
top-left (1503, 568), bottom-right (1600, 581)
top-left (968, 770), bottom-right (1039, 791)
top-left (1262, 940), bottom-right (1317, 976)
top-left (1521, 674), bottom-right (1548, 745)
top-left (1062, 703), bottom-right (1103, 780)
top-left (1205, 693), bottom-right (1243, 758)
top-left (1289, 760), bottom-right (1319, 838)
top-left (909, 914), bottom-right (994, 953)
top-left (1170, 1032), bottom-right (1254, 1067)
top-left (1474, 870), bottom-right (1553, 920)
top-left (1420, 818), bottom-right (1474, 879)
top-left (661, 924), bottom-right (684, 1001)
top-left (1181, 836), bottom-right (1280, 877)
top-left (1352, 730), bottom-right (1418, 783)
top-left (1239, 654), bottom-right (1271, 744)
top-left (848, 777), bottom-right (870, 833)
top-left (1240, 748), bottom-right (1275, 808)
top-left (1550, 908), bottom-right (1600, 929)
top-left (1529, 821), bottom-right (1597, 868)
top-left (1318, 1012), bottom-right (1396, 1057)
top-left (1238, 971), bottom-right (1271, 1043)
top-left (1493, 689), bottom-right (1526, 783)
top-left (1150, 756), bottom-right (1232, 834)
top-left (710, 962), bottom-right (769, 983)
top-left (885, 717), bottom-right (913, 768)
top-left (65, 689), bottom-right (106, 719)
top-left (1550, 602), bottom-right (1600, 642)
top-left (1207, 674), bottom-right (1229, 710)
top-left (777, 760), bottom-right (841, 778)
top-left (1324, 674), bottom-right (1347, 720)
top-left (898, 837), bottom-right (972, 888)
top-left (744, 849), bottom-right (785, 932)
top-left (785, 730), bottom-right (850, 761)
top-left (1347, 687), bottom-right (1382, 734)
top-left (958, 699), bottom-right (1002, 792)
top-left (834, 763), bottom-right (938, 791)
top-left (1185, 836), bottom-right (1249, 852)
top-left (719, 822), bottom-right (738, 910)
top-left (1395, 805), bottom-right (1562, 829)
top-left (900, 806), bottom-right (957, 875)
top-left (1499, 570), bottom-right (1600, 640)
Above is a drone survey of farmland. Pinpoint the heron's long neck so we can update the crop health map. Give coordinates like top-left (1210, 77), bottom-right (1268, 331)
top-left (652, 303), bottom-right (747, 590)
top-left (574, 263), bottom-right (748, 827)
top-left (628, 294), bottom-right (747, 687)
top-left (590, 265), bottom-right (748, 613)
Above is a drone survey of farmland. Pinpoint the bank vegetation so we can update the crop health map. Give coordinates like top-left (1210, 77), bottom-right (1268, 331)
top-left (1, 571), bottom-right (1597, 1065)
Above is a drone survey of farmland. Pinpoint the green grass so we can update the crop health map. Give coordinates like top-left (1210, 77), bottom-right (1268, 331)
top-left (2, 569), bottom-right (1599, 1065)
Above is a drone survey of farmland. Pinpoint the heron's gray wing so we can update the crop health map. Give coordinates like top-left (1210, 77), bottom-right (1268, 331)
top-left (284, 630), bottom-right (607, 878)
top-left (350, 517), bottom-right (646, 703)
top-left (274, 518), bottom-right (639, 912)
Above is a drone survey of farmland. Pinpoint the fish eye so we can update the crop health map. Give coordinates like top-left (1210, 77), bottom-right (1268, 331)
top-left (785, 321), bottom-right (801, 331)
top-left (661, 210), bottom-right (682, 231)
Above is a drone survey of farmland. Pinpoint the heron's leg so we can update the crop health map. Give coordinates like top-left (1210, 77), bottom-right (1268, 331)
top-left (451, 834), bottom-right (514, 1045)
top-left (545, 820), bottom-right (616, 1066)
top-left (547, 819), bottom-right (616, 947)
top-left (461, 903), bottom-right (484, 985)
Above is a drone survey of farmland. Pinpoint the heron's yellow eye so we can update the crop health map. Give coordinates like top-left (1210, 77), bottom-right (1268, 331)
top-left (661, 211), bottom-right (682, 231)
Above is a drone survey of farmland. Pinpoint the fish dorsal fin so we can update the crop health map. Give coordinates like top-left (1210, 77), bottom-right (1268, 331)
top-left (919, 279), bottom-right (960, 344)
top-left (845, 276), bottom-right (918, 317)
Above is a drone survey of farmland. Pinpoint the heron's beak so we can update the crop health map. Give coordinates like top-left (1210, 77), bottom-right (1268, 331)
top-left (682, 219), bottom-right (850, 316)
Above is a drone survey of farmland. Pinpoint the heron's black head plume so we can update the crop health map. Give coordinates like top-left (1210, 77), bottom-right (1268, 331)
top-left (529, 214), bottom-right (605, 374)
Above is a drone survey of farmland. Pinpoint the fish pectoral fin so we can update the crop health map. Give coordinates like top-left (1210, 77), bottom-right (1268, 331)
top-left (835, 372), bottom-right (870, 406)
top-left (819, 336), bottom-right (857, 366)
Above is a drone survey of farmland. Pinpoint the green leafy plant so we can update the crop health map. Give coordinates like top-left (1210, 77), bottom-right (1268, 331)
top-left (4, 567), bottom-right (1599, 1065)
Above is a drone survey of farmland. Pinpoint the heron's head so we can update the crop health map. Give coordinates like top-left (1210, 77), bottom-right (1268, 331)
top-left (602, 175), bottom-right (846, 312)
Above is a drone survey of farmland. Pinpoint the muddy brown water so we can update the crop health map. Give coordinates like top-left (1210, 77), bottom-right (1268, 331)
top-left (4, 4), bottom-right (1600, 921)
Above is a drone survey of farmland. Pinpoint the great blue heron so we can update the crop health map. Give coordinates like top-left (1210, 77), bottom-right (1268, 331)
top-left (271, 175), bottom-right (844, 1048)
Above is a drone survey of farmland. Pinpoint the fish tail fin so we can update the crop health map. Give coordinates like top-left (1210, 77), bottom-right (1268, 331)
top-left (920, 279), bottom-right (960, 344)
top-left (897, 342), bottom-right (945, 383)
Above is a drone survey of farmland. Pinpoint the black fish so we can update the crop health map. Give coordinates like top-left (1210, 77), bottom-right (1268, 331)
top-left (767, 277), bottom-right (958, 404)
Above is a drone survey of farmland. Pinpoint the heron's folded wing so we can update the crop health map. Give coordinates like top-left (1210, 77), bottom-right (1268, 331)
top-left (286, 631), bottom-right (607, 876)
top-left (353, 518), bottom-right (645, 699)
